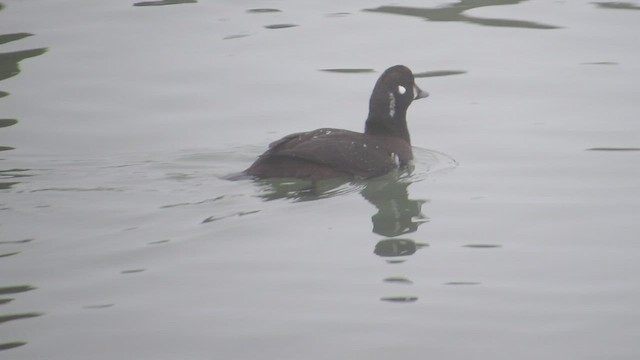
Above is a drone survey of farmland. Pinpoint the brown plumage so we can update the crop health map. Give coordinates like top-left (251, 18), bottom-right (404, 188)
top-left (245, 65), bottom-right (428, 180)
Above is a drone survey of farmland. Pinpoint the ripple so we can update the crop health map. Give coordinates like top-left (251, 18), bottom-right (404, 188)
top-left (383, 277), bottom-right (414, 284)
top-left (0, 312), bottom-right (44, 325)
top-left (0, 252), bottom-right (20, 258)
top-left (325, 12), bottom-right (352, 18)
top-left (587, 147), bottom-right (640, 151)
top-left (0, 285), bottom-right (36, 295)
top-left (0, 239), bottom-right (34, 246)
top-left (0, 119), bottom-right (17, 128)
top-left (223, 34), bottom-right (251, 40)
top-left (0, 47), bottom-right (48, 82)
top-left (121, 269), bottom-right (145, 274)
top-left (161, 195), bottom-right (225, 208)
top-left (380, 296), bottom-right (418, 303)
top-left (407, 147), bottom-right (458, 182)
top-left (0, 32), bottom-right (33, 45)
top-left (133, 0), bottom-right (196, 6)
top-left (463, 244), bottom-right (501, 249)
top-left (363, 1), bottom-right (560, 30)
top-left (385, 259), bottom-right (407, 264)
top-left (202, 210), bottom-right (260, 223)
top-left (593, 2), bottom-right (640, 10)
top-left (581, 61), bottom-right (618, 66)
top-left (30, 187), bottom-right (124, 193)
top-left (148, 239), bottom-right (170, 245)
top-left (247, 8), bottom-right (282, 13)
top-left (254, 177), bottom-right (365, 202)
top-left (0, 341), bottom-right (27, 351)
top-left (83, 304), bottom-right (115, 310)
top-left (264, 24), bottom-right (299, 29)
top-left (414, 70), bottom-right (467, 78)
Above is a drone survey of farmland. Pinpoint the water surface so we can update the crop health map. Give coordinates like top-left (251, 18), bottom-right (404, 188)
top-left (2, 1), bottom-right (640, 359)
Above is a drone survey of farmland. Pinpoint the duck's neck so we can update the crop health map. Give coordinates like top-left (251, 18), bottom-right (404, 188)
top-left (365, 99), bottom-right (411, 144)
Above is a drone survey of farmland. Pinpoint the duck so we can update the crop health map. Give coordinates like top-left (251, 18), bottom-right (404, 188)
top-left (244, 65), bottom-right (429, 180)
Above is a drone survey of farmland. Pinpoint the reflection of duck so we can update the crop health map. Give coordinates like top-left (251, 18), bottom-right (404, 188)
top-left (245, 65), bottom-right (428, 180)
top-left (360, 177), bottom-right (427, 237)
top-left (254, 172), bottom-right (428, 237)
top-left (375, 238), bottom-right (421, 257)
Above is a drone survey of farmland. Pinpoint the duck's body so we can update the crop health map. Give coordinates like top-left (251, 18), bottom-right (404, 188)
top-left (246, 128), bottom-right (413, 179)
top-left (244, 65), bottom-right (428, 180)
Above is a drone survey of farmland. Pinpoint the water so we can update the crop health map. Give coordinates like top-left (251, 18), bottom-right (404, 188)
top-left (2, 1), bottom-right (640, 359)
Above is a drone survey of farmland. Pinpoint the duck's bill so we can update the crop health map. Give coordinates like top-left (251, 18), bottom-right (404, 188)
top-left (413, 85), bottom-right (429, 100)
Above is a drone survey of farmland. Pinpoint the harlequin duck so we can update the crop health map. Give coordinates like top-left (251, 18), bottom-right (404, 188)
top-left (244, 65), bottom-right (429, 180)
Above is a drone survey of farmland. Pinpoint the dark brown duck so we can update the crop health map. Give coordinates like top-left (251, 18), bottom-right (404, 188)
top-left (244, 65), bottom-right (429, 180)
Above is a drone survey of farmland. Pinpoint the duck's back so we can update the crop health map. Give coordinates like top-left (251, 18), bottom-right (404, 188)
top-left (245, 128), bottom-right (413, 179)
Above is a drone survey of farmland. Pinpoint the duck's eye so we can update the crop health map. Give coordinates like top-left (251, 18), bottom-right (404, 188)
top-left (397, 85), bottom-right (406, 95)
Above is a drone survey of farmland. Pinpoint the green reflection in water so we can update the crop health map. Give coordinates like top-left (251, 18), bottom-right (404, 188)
top-left (0, 119), bottom-right (17, 128)
top-left (0, 239), bottom-right (34, 245)
top-left (247, 8), bottom-right (282, 13)
top-left (0, 27), bottom-right (49, 156)
top-left (83, 304), bottom-right (115, 309)
top-left (0, 341), bottom-right (27, 351)
top-left (133, 0), bottom-right (196, 6)
top-left (121, 269), bottom-right (146, 274)
top-left (0, 168), bottom-right (32, 190)
top-left (414, 70), bottom-right (467, 78)
top-left (582, 62), bottom-right (618, 66)
top-left (0, 285), bottom-right (36, 295)
top-left (362, 180), bottom-right (428, 237)
top-left (0, 47), bottom-right (47, 82)
top-left (325, 12), bottom-right (352, 18)
top-left (384, 277), bottom-right (414, 284)
top-left (0, 252), bottom-right (20, 258)
top-left (0, 312), bottom-right (44, 325)
top-left (593, 2), bottom-right (640, 10)
top-left (364, 0), bottom-right (560, 29)
top-left (0, 33), bottom-right (32, 45)
top-left (0, 266), bottom-right (39, 351)
top-left (380, 296), bottom-right (418, 302)
top-left (587, 147), bottom-right (640, 151)
top-left (264, 24), bottom-right (299, 29)
top-left (223, 34), bottom-right (251, 40)
top-left (375, 238), bottom-right (418, 257)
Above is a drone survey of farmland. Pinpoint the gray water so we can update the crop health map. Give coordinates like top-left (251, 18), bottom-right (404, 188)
top-left (2, 1), bottom-right (640, 359)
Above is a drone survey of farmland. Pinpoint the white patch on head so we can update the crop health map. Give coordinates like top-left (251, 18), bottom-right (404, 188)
top-left (397, 85), bottom-right (406, 95)
top-left (388, 92), bottom-right (395, 118)
top-left (363, 143), bottom-right (367, 148)
top-left (391, 152), bottom-right (400, 166)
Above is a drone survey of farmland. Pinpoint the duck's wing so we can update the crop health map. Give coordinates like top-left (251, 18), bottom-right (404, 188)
top-left (262, 128), bottom-right (411, 178)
